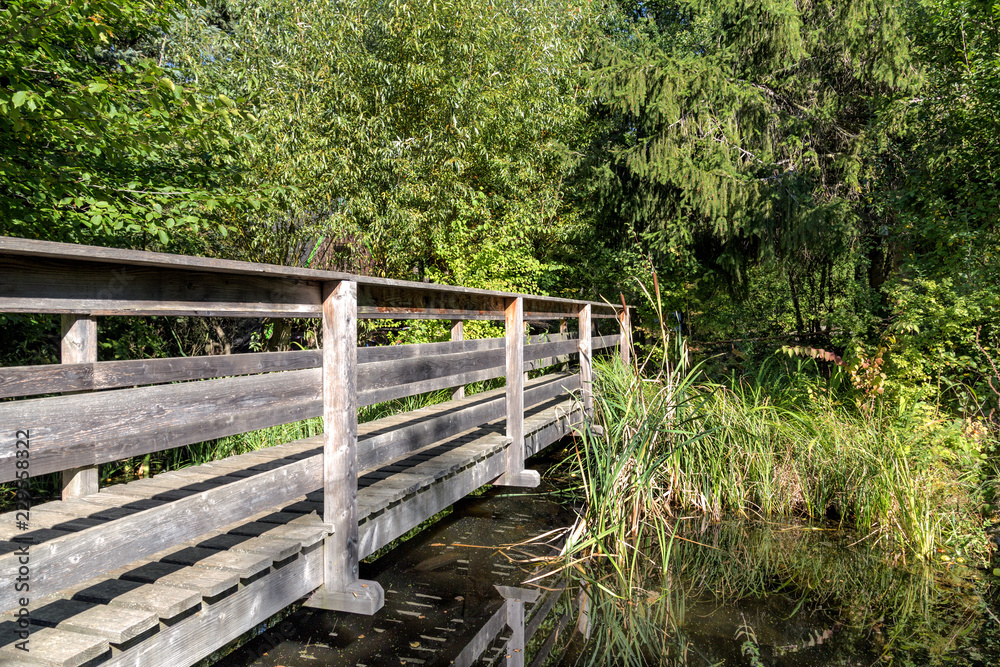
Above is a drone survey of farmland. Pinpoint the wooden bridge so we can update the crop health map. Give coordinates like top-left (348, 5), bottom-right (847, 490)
top-left (0, 238), bottom-right (630, 667)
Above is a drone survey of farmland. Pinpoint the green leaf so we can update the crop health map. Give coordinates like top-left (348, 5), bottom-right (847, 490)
top-left (87, 82), bottom-right (108, 94)
top-left (11, 91), bottom-right (27, 108)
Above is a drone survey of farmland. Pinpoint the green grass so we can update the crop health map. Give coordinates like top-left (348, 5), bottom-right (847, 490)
top-left (561, 350), bottom-right (995, 585)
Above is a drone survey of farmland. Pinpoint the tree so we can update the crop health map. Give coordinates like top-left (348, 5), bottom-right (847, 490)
top-left (582, 0), bottom-right (915, 337)
top-left (206, 0), bottom-right (595, 292)
top-left (0, 0), bottom-right (250, 250)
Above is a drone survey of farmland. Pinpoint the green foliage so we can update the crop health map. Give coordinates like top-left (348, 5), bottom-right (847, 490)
top-left (0, 0), bottom-right (251, 248)
top-left (203, 0), bottom-right (596, 294)
top-left (584, 0), bottom-right (913, 303)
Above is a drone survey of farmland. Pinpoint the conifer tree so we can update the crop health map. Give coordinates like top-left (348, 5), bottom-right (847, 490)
top-left (584, 0), bottom-right (915, 333)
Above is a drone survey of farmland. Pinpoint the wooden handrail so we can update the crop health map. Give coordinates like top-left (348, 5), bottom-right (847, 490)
top-left (0, 237), bottom-right (619, 319)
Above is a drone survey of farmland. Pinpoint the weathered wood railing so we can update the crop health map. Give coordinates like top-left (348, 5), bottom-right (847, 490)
top-left (0, 237), bottom-right (630, 618)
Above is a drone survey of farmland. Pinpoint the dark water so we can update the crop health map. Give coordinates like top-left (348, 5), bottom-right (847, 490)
top-left (212, 453), bottom-right (1000, 666)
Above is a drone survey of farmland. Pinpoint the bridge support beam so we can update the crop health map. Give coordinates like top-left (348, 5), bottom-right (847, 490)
top-left (495, 296), bottom-right (539, 488)
top-left (305, 279), bottom-right (384, 615)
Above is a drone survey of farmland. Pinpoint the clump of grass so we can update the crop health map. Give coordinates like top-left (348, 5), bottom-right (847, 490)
top-left (564, 351), bottom-right (994, 576)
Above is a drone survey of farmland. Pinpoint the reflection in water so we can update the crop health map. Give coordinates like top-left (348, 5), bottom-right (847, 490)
top-left (576, 517), bottom-right (1000, 666)
top-left (211, 456), bottom-right (1000, 666)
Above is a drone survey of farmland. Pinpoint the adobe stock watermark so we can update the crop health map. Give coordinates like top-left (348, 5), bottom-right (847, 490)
top-left (96, 266), bottom-right (136, 302)
top-left (12, 429), bottom-right (32, 653)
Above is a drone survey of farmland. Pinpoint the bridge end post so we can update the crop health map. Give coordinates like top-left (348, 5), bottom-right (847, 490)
top-left (304, 279), bottom-right (384, 615)
top-left (495, 296), bottom-right (539, 488)
top-left (579, 304), bottom-right (593, 417)
top-left (618, 304), bottom-right (632, 366)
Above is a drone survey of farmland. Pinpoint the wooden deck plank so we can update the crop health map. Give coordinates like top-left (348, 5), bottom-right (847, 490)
top-left (159, 548), bottom-right (272, 578)
top-left (26, 599), bottom-right (158, 645)
top-left (118, 562), bottom-right (240, 598)
top-left (0, 455), bottom-right (322, 611)
top-left (62, 579), bottom-right (202, 621)
top-left (0, 625), bottom-right (109, 667)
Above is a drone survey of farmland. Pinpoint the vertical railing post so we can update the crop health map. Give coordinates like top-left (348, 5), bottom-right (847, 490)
top-left (505, 598), bottom-right (526, 667)
top-left (578, 304), bottom-right (593, 417)
top-left (304, 280), bottom-right (384, 615)
top-left (61, 315), bottom-right (98, 499)
top-left (618, 306), bottom-right (631, 366)
top-left (523, 321), bottom-right (530, 385)
top-left (495, 297), bottom-right (539, 487)
top-left (451, 319), bottom-right (465, 400)
top-left (496, 585), bottom-right (538, 667)
top-left (558, 319), bottom-right (570, 371)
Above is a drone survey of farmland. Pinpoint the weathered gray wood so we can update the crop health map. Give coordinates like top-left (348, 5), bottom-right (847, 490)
top-left (618, 306), bottom-right (631, 365)
top-left (119, 562), bottom-right (239, 598)
top-left (0, 252), bottom-right (615, 320)
top-left (159, 547), bottom-right (272, 579)
top-left (358, 372), bottom-right (577, 472)
top-left (64, 579), bottom-right (202, 621)
top-left (579, 305), bottom-right (593, 416)
top-left (495, 297), bottom-right (539, 488)
top-left (358, 336), bottom-right (502, 363)
top-left (28, 599), bottom-right (158, 645)
top-left (0, 369), bottom-right (322, 483)
top-left (1, 337), bottom-right (585, 402)
top-left (505, 598), bottom-right (526, 667)
top-left (0, 453), bottom-right (323, 612)
top-left (307, 280), bottom-right (383, 615)
top-left (357, 347), bottom-right (505, 405)
top-left (60, 315), bottom-right (99, 500)
top-left (357, 441), bottom-right (508, 558)
top-left (95, 541), bottom-right (324, 667)
top-left (304, 580), bottom-right (383, 615)
top-left (193, 534), bottom-right (300, 562)
top-left (524, 403), bottom-right (584, 458)
top-left (227, 521), bottom-right (328, 548)
top-left (359, 367), bottom-right (505, 407)
top-left (451, 320), bottom-right (465, 400)
top-left (0, 350), bottom-right (321, 399)
top-left (323, 279), bottom-right (358, 591)
top-left (0, 342), bottom-right (574, 482)
top-left (0, 509), bottom-right (102, 538)
top-left (559, 320), bottom-right (571, 370)
top-left (495, 586), bottom-right (540, 604)
top-left (0, 625), bottom-right (109, 666)
top-left (591, 334), bottom-right (619, 351)
top-left (0, 236), bottom-right (618, 316)
top-left (0, 255), bottom-right (322, 318)
top-left (523, 338), bottom-right (578, 363)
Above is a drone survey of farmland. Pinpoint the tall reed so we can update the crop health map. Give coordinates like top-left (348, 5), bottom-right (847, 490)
top-left (563, 352), bottom-right (992, 582)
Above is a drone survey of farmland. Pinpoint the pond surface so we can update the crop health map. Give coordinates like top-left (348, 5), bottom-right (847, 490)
top-left (211, 451), bottom-right (1000, 666)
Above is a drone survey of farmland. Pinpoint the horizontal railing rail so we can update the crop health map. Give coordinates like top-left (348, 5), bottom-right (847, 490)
top-left (0, 236), bottom-right (633, 616)
top-left (0, 237), bottom-right (619, 319)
